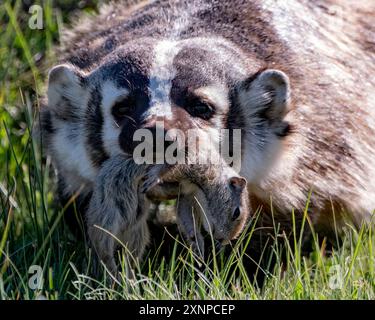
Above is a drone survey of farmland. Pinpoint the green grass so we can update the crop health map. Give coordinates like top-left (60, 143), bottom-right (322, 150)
top-left (0, 0), bottom-right (374, 300)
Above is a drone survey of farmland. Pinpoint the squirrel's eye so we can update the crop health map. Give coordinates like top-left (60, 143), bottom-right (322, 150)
top-left (112, 97), bottom-right (134, 119)
top-left (191, 101), bottom-right (214, 120)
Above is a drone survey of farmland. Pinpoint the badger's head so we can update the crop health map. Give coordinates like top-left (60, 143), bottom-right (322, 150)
top-left (44, 37), bottom-right (291, 186)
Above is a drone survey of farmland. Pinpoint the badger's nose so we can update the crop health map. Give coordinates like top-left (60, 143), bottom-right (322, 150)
top-left (232, 207), bottom-right (241, 221)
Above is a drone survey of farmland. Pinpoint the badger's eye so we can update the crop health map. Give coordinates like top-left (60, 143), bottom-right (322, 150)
top-left (112, 97), bottom-right (134, 119)
top-left (191, 101), bottom-right (214, 120)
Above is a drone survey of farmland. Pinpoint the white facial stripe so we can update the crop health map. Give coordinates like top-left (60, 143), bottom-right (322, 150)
top-left (147, 40), bottom-right (181, 119)
top-left (101, 81), bottom-right (129, 156)
top-left (53, 124), bottom-right (96, 181)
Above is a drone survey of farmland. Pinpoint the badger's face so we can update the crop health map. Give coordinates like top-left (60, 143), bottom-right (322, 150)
top-left (45, 37), bottom-right (290, 183)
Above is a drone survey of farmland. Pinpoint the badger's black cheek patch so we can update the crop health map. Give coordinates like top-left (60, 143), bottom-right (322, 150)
top-left (119, 122), bottom-right (138, 154)
top-left (85, 89), bottom-right (109, 167)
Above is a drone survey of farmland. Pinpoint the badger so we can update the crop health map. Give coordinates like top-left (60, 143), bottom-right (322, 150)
top-left (40, 0), bottom-right (375, 266)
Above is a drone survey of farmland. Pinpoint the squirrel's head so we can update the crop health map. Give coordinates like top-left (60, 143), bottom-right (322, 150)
top-left (193, 164), bottom-right (251, 244)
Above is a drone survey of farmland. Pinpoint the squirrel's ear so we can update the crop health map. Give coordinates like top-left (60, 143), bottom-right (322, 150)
top-left (239, 69), bottom-right (291, 136)
top-left (47, 64), bottom-right (87, 118)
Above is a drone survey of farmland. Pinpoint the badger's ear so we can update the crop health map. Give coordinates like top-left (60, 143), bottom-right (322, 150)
top-left (47, 64), bottom-right (87, 118)
top-left (239, 69), bottom-right (291, 135)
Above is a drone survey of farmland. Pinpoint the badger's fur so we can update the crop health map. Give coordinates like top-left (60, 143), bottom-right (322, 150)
top-left (40, 0), bottom-right (375, 263)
